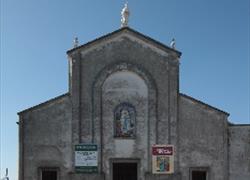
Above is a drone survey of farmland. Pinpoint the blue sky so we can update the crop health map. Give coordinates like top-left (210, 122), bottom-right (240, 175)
top-left (0, 0), bottom-right (249, 179)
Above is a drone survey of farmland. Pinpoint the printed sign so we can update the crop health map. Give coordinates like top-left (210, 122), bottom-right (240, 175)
top-left (152, 145), bottom-right (174, 174)
top-left (75, 144), bottom-right (98, 173)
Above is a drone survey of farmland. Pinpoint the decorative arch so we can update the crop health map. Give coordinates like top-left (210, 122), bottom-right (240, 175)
top-left (91, 61), bottom-right (158, 173)
top-left (92, 62), bottom-right (157, 90)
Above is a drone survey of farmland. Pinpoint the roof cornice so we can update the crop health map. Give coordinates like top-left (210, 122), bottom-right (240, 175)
top-left (67, 27), bottom-right (182, 58)
top-left (18, 93), bottom-right (70, 116)
top-left (180, 93), bottom-right (230, 116)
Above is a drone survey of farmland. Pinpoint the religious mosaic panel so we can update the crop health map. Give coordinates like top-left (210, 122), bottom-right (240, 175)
top-left (114, 103), bottom-right (136, 137)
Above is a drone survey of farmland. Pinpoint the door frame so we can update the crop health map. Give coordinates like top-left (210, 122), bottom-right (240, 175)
top-left (189, 167), bottom-right (210, 180)
top-left (110, 158), bottom-right (140, 180)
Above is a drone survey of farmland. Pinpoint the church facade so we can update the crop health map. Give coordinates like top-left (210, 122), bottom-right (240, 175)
top-left (18, 27), bottom-right (250, 180)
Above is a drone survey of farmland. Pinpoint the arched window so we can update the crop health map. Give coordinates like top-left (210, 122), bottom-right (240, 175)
top-left (114, 103), bottom-right (136, 138)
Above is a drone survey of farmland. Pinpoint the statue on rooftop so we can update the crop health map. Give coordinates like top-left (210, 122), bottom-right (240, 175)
top-left (170, 38), bottom-right (176, 49)
top-left (73, 37), bottom-right (79, 48)
top-left (121, 2), bottom-right (130, 27)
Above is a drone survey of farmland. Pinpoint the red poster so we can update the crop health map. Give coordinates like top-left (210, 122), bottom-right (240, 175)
top-left (152, 145), bottom-right (174, 174)
top-left (152, 146), bottom-right (173, 155)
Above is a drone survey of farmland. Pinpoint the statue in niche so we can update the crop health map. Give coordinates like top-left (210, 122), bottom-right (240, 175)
top-left (114, 103), bottom-right (135, 137)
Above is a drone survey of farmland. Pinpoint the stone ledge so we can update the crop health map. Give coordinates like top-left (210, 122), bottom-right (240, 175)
top-left (145, 172), bottom-right (182, 180)
top-left (69, 173), bottom-right (105, 180)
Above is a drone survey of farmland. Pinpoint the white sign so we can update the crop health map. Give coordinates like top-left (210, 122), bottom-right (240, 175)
top-left (75, 144), bottom-right (98, 173)
top-left (75, 151), bottom-right (97, 166)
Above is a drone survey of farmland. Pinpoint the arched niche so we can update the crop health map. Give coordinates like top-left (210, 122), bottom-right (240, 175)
top-left (92, 62), bottom-right (157, 177)
top-left (102, 70), bottom-right (148, 138)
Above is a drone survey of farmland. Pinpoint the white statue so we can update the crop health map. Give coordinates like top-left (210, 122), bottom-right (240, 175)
top-left (121, 2), bottom-right (130, 27)
top-left (170, 38), bottom-right (176, 49)
top-left (0, 168), bottom-right (9, 180)
top-left (73, 37), bottom-right (79, 48)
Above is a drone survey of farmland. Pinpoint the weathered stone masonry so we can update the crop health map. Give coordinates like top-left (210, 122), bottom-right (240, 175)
top-left (18, 27), bottom-right (250, 180)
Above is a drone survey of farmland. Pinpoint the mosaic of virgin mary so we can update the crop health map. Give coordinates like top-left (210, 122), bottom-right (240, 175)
top-left (114, 103), bottom-right (136, 137)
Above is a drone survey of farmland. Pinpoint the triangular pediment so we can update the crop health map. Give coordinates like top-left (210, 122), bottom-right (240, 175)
top-left (67, 27), bottom-right (181, 58)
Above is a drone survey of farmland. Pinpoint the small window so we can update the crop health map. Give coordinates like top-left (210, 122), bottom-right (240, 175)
top-left (190, 167), bottom-right (208, 180)
top-left (39, 168), bottom-right (58, 180)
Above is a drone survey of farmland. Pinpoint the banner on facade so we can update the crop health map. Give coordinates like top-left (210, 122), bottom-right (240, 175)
top-left (75, 144), bottom-right (98, 173)
top-left (152, 145), bottom-right (174, 174)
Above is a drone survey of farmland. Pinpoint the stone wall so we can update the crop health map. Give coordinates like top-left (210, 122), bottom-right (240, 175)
top-left (68, 29), bottom-right (180, 179)
top-left (178, 94), bottom-right (229, 180)
top-left (18, 28), bottom-right (250, 180)
top-left (18, 95), bottom-right (72, 180)
top-left (229, 125), bottom-right (250, 180)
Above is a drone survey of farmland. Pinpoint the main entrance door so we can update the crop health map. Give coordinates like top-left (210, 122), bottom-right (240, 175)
top-left (113, 163), bottom-right (137, 180)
